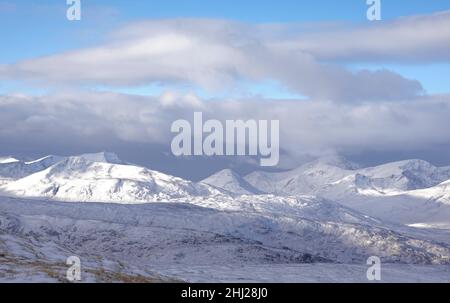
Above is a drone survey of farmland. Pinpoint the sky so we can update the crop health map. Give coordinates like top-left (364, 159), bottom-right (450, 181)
top-left (1, 0), bottom-right (450, 179)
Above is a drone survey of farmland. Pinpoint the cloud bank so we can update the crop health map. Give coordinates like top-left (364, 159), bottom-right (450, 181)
top-left (2, 91), bottom-right (450, 162)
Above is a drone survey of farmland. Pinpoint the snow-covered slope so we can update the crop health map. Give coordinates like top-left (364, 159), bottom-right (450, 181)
top-left (357, 160), bottom-right (450, 193)
top-left (1, 196), bottom-right (449, 268)
top-left (406, 179), bottom-right (450, 204)
top-left (200, 169), bottom-right (264, 195)
top-left (0, 155), bottom-right (65, 181)
top-left (0, 157), bottom-right (20, 164)
top-left (339, 179), bottom-right (450, 227)
top-left (1, 156), bottom-right (215, 203)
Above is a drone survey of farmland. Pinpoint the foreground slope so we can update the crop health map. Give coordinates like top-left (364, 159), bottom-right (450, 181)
top-left (1, 196), bottom-right (449, 266)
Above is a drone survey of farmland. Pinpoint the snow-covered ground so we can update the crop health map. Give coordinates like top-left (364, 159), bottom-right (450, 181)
top-left (153, 264), bottom-right (450, 283)
top-left (1, 152), bottom-right (450, 282)
top-left (1, 195), bottom-right (450, 282)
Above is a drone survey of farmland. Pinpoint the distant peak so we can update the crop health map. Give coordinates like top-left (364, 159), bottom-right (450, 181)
top-left (202, 169), bottom-right (242, 183)
top-left (201, 168), bottom-right (264, 195)
top-left (215, 169), bottom-right (240, 177)
top-left (77, 152), bottom-right (123, 164)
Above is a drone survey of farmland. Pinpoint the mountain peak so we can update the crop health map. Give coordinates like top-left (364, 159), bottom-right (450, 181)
top-left (77, 152), bottom-right (123, 164)
top-left (2, 154), bottom-right (212, 203)
top-left (211, 169), bottom-right (241, 179)
top-left (201, 169), bottom-right (264, 195)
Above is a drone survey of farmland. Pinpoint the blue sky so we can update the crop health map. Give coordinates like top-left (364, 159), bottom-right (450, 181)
top-left (1, 0), bottom-right (449, 96)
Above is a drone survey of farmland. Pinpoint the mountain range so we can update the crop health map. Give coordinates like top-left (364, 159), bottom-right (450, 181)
top-left (2, 152), bottom-right (450, 282)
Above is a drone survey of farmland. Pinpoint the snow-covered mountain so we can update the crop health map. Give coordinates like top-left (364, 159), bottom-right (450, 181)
top-left (200, 169), bottom-right (264, 195)
top-left (245, 158), bottom-right (450, 198)
top-left (239, 157), bottom-right (450, 227)
top-left (0, 154), bottom-right (216, 203)
top-left (356, 159), bottom-right (450, 193)
top-left (2, 152), bottom-right (450, 281)
top-left (76, 151), bottom-right (124, 164)
top-left (3, 153), bottom-right (450, 226)
top-left (0, 152), bottom-right (127, 183)
top-left (245, 156), bottom-right (354, 197)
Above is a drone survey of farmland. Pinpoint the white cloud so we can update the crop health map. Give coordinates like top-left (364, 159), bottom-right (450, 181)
top-left (0, 18), bottom-right (428, 102)
top-left (282, 11), bottom-right (450, 62)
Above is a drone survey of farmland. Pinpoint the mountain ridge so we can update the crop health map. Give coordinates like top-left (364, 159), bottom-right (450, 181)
top-left (2, 153), bottom-right (450, 228)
